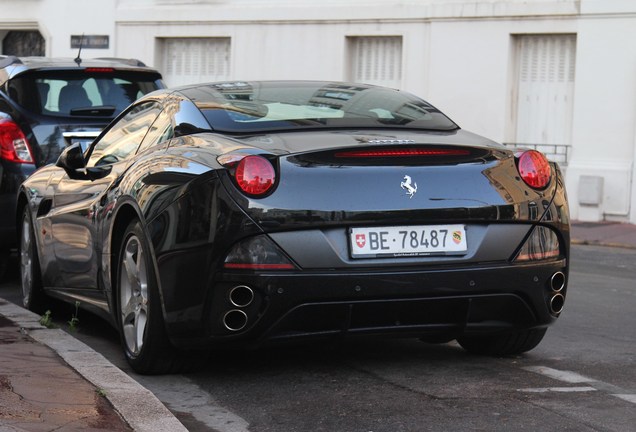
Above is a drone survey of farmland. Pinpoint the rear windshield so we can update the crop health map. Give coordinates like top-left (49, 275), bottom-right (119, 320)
top-left (6, 69), bottom-right (162, 117)
top-left (182, 82), bottom-right (458, 133)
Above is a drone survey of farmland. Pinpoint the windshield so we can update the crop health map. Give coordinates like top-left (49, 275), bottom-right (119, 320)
top-left (181, 81), bottom-right (458, 133)
top-left (7, 69), bottom-right (163, 117)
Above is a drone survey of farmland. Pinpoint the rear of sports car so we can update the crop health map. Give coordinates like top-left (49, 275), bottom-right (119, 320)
top-left (185, 133), bottom-right (569, 356)
top-left (153, 81), bottom-right (569, 357)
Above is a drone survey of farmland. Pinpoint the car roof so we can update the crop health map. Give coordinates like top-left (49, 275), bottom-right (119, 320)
top-left (0, 56), bottom-right (161, 85)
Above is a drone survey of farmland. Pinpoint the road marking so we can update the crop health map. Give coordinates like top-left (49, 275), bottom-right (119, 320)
top-left (519, 386), bottom-right (597, 393)
top-left (612, 394), bottom-right (636, 404)
top-left (523, 366), bottom-right (636, 405)
top-left (523, 366), bottom-right (596, 383)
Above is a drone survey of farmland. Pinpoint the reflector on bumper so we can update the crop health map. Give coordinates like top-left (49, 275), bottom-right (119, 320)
top-left (224, 235), bottom-right (296, 270)
top-left (514, 226), bottom-right (560, 261)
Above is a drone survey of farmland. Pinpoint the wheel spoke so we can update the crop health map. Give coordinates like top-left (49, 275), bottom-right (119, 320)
top-left (122, 295), bottom-right (138, 320)
top-left (135, 310), bottom-right (147, 352)
top-left (124, 244), bottom-right (139, 288)
top-left (137, 249), bottom-right (147, 298)
top-left (124, 300), bottom-right (148, 354)
top-left (123, 322), bottom-right (137, 353)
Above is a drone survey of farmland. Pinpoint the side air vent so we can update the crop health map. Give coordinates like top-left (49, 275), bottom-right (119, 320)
top-left (37, 199), bottom-right (53, 217)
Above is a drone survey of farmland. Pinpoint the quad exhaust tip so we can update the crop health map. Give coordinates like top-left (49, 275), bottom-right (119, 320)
top-left (550, 293), bottom-right (565, 315)
top-left (550, 271), bottom-right (566, 292)
top-left (548, 271), bottom-right (566, 315)
top-left (223, 309), bottom-right (248, 332)
top-left (223, 285), bottom-right (254, 332)
top-left (229, 285), bottom-right (254, 308)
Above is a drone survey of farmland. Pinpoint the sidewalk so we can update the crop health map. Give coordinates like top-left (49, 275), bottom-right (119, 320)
top-left (0, 313), bottom-right (130, 431)
top-left (571, 220), bottom-right (636, 249)
top-left (0, 220), bottom-right (633, 431)
top-left (0, 300), bottom-right (187, 432)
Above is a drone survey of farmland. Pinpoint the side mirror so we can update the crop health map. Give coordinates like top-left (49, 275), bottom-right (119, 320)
top-left (56, 143), bottom-right (88, 179)
top-left (56, 144), bottom-right (112, 180)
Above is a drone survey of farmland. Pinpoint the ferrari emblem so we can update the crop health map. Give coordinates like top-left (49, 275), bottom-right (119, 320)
top-left (400, 175), bottom-right (418, 199)
top-left (355, 234), bottom-right (366, 248)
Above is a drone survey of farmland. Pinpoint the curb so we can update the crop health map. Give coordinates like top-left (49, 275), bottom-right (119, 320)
top-left (571, 238), bottom-right (636, 249)
top-left (0, 299), bottom-right (187, 432)
top-left (570, 221), bottom-right (636, 250)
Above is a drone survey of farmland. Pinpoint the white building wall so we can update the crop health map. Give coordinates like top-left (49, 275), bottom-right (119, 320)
top-left (566, 9), bottom-right (636, 221)
top-left (115, 20), bottom-right (431, 94)
top-left (0, 0), bottom-right (117, 57)
top-left (3, 0), bottom-right (636, 223)
top-left (426, 19), bottom-right (512, 140)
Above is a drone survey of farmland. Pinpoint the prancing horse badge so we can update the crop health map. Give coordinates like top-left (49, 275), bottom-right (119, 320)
top-left (400, 175), bottom-right (418, 199)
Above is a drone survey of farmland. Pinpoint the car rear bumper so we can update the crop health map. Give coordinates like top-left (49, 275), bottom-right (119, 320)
top-left (0, 191), bottom-right (19, 249)
top-left (1, 162), bottom-right (33, 249)
top-left (165, 258), bottom-right (568, 349)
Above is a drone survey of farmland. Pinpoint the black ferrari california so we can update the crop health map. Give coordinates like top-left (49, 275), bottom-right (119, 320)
top-left (17, 81), bottom-right (570, 374)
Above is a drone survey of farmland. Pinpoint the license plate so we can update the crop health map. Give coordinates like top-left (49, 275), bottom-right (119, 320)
top-left (350, 224), bottom-right (467, 258)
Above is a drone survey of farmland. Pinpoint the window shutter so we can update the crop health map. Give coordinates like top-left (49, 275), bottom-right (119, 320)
top-left (349, 36), bottom-right (402, 89)
top-left (162, 38), bottom-right (231, 87)
top-left (515, 34), bottom-right (576, 147)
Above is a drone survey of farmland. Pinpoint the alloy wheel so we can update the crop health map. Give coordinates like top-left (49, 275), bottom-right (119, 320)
top-left (120, 234), bottom-right (149, 357)
top-left (20, 214), bottom-right (33, 307)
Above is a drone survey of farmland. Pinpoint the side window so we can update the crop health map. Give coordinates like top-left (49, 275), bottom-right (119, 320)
top-left (87, 101), bottom-right (161, 167)
top-left (137, 108), bottom-right (174, 154)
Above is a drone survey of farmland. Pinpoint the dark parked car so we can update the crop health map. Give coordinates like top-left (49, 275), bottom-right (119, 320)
top-left (0, 56), bottom-right (164, 277)
top-left (17, 81), bottom-right (570, 374)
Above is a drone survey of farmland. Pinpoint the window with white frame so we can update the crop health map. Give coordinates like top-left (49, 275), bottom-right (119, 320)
top-left (160, 37), bottom-right (231, 87)
top-left (348, 36), bottom-right (402, 89)
top-left (511, 34), bottom-right (576, 164)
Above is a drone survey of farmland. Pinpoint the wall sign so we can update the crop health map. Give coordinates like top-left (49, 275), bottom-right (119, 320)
top-left (70, 35), bottom-right (110, 49)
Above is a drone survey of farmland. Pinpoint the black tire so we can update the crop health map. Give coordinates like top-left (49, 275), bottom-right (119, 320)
top-left (457, 328), bottom-right (547, 356)
top-left (116, 219), bottom-right (179, 374)
top-left (19, 207), bottom-right (45, 312)
top-left (419, 333), bottom-right (456, 344)
top-left (0, 248), bottom-right (8, 281)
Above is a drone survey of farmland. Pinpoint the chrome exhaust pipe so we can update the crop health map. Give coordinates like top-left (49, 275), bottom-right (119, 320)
top-left (549, 293), bottom-right (565, 315)
top-left (550, 272), bottom-right (566, 292)
top-left (229, 285), bottom-right (254, 308)
top-left (223, 310), bottom-right (248, 332)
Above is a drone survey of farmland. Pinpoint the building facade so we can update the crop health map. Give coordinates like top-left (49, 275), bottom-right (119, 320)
top-left (2, 0), bottom-right (636, 223)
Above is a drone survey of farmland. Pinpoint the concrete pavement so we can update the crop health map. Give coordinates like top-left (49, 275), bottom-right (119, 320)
top-left (0, 313), bottom-right (131, 431)
top-left (0, 220), bottom-right (634, 431)
top-left (0, 300), bottom-right (187, 432)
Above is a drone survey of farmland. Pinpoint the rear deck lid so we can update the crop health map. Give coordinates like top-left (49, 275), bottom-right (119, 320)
top-left (217, 130), bottom-right (553, 230)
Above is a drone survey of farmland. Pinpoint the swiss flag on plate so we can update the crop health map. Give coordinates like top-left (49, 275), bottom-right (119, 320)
top-left (355, 234), bottom-right (366, 248)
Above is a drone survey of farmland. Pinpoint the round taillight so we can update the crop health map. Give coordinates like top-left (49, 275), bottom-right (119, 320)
top-left (517, 150), bottom-right (551, 189)
top-left (235, 155), bottom-right (276, 196)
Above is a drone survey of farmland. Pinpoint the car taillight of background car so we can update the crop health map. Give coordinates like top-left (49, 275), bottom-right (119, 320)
top-left (0, 119), bottom-right (34, 164)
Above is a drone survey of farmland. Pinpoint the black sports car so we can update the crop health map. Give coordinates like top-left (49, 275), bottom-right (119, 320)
top-left (17, 81), bottom-right (570, 374)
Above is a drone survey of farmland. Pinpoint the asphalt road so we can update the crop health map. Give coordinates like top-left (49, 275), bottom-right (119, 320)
top-left (1, 244), bottom-right (635, 432)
